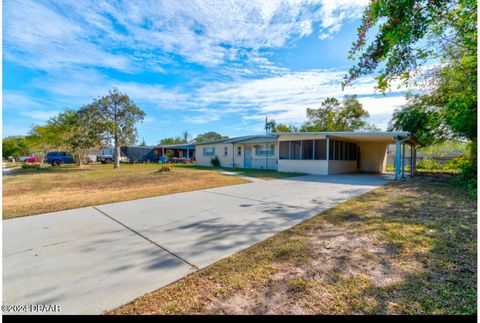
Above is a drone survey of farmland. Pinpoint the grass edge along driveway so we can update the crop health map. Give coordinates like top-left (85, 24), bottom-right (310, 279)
top-left (111, 178), bottom-right (476, 315)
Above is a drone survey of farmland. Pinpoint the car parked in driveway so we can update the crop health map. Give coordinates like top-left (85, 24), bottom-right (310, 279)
top-left (44, 152), bottom-right (75, 166)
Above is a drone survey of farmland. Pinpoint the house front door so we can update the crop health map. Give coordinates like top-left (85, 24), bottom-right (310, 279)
top-left (244, 146), bottom-right (253, 168)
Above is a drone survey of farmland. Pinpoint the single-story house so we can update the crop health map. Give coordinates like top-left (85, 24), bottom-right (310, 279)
top-left (194, 132), bottom-right (417, 180)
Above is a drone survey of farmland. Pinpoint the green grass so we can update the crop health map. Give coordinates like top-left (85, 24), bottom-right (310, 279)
top-left (386, 164), bottom-right (461, 174)
top-left (111, 177), bottom-right (476, 315)
top-left (173, 164), bottom-right (304, 180)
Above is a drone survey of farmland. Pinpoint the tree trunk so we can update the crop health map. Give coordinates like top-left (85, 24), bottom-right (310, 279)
top-left (114, 133), bottom-right (120, 169)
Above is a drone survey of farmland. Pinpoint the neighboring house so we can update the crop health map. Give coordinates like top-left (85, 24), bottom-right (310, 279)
top-left (87, 148), bottom-right (102, 163)
top-left (156, 143), bottom-right (196, 163)
top-left (121, 146), bottom-right (158, 163)
top-left (194, 131), bottom-right (416, 179)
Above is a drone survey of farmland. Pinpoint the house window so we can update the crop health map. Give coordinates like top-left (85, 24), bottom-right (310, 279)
top-left (290, 141), bottom-right (301, 160)
top-left (237, 146), bottom-right (241, 156)
top-left (279, 141), bottom-right (289, 159)
top-left (203, 147), bottom-right (215, 156)
top-left (254, 144), bottom-right (274, 157)
top-left (335, 140), bottom-right (341, 160)
top-left (325, 139), bottom-right (358, 161)
top-left (314, 139), bottom-right (326, 160)
top-left (302, 140), bottom-right (313, 160)
top-left (278, 139), bottom-right (360, 161)
top-left (224, 146), bottom-right (228, 156)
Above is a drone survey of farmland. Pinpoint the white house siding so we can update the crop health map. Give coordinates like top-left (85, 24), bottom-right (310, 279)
top-left (327, 160), bottom-right (357, 174)
top-left (358, 142), bottom-right (388, 173)
top-left (196, 143), bottom-right (235, 167)
top-left (278, 160), bottom-right (328, 175)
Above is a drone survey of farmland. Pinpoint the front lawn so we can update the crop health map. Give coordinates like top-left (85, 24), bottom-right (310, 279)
top-left (111, 177), bottom-right (476, 315)
top-left (2, 163), bottom-right (248, 219)
top-left (174, 164), bottom-right (304, 180)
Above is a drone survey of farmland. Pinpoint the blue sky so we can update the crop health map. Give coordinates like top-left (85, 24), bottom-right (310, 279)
top-left (3, 0), bottom-right (407, 145)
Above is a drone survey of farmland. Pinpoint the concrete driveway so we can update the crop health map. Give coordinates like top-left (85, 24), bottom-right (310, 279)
top-left (3, 173), bottom-right (392, 314)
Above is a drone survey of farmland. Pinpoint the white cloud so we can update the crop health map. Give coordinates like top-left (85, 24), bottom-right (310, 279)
top-left (19, 110), bottom-right (61, 121)
top-left (190, 69), bottom-right (407, 129)
top-left (4, 0), bottom-right (368, 71)
top-left (7, 67), bottom-right (407, 131)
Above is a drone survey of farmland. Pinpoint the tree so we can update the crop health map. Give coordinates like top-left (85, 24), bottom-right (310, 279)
top-left (2, 136), bottom-right (30, 158)
top-left (344, 0), bottom-right (476, 92)
top-left (300, 95), bottom-right (375, 132)
top-left (25, 123), bottom-right (63, 161)
top-left (349, 0), bottom-right (477, 195)
top-left (364, 0), bottom-right (478, 150)
top-left (80, 88), bottom-right (145, 168)
top-left (274, 123), bottom-right (298, 132)
top-left (138, 138), bottom-right (147, 146)
top-left (264, 119), bottom-right (297, 133)
top-left (265, 118), bottom-right (276, 133)
top-left (182, 130), bottom-right (192, 143)
top-left (159, 136), bottom-right (187, 145)
top-left (49, 109), bottom-right (103, 165)
top-left (193, 131), bottom-right (228, 143)
top-left (388, 97), bottom-right (445, 147)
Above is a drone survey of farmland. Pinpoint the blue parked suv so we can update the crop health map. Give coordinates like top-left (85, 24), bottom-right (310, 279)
top-left (44, 151), bottom-right (75, 166)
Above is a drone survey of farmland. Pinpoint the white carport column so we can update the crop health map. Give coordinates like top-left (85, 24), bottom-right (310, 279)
top-left (326, 136), bottom-right (329, 161)
top-left (402, 143), bottom-right (406, 178)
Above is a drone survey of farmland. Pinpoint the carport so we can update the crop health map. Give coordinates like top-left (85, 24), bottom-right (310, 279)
top-left (324, 132), bottom-right (418, 180)
top-left (275, 131), bottom-right (417, 180)
top-left (156, 143), bottom-right (196, 163)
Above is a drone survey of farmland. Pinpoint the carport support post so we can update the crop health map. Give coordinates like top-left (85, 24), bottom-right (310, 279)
top-left (326, 137), bottom-right (329, 161)
top-left (410, 145), bottom-right (414, 177)
top-left (413, 146), bottom-right (417, 175)
top-left (395, 137), bottom-right (400, 180)
top-left (402, 143), bottom-right (406, 178)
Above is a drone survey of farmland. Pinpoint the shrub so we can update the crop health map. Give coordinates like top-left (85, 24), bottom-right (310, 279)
top-left (453, 158), bottom-right (477, 197)
top-left (21, 163), bottom-right (42, 169)
top-left (210, 156), bottom-right (221, 167)
top-left (416, 158), bottom-right (442, 170)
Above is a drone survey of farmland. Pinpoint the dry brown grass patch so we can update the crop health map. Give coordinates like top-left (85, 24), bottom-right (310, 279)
top-left (3, 164), bottom-right (247, 219)
top-left (110, 177), bottom-right (476, 315)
